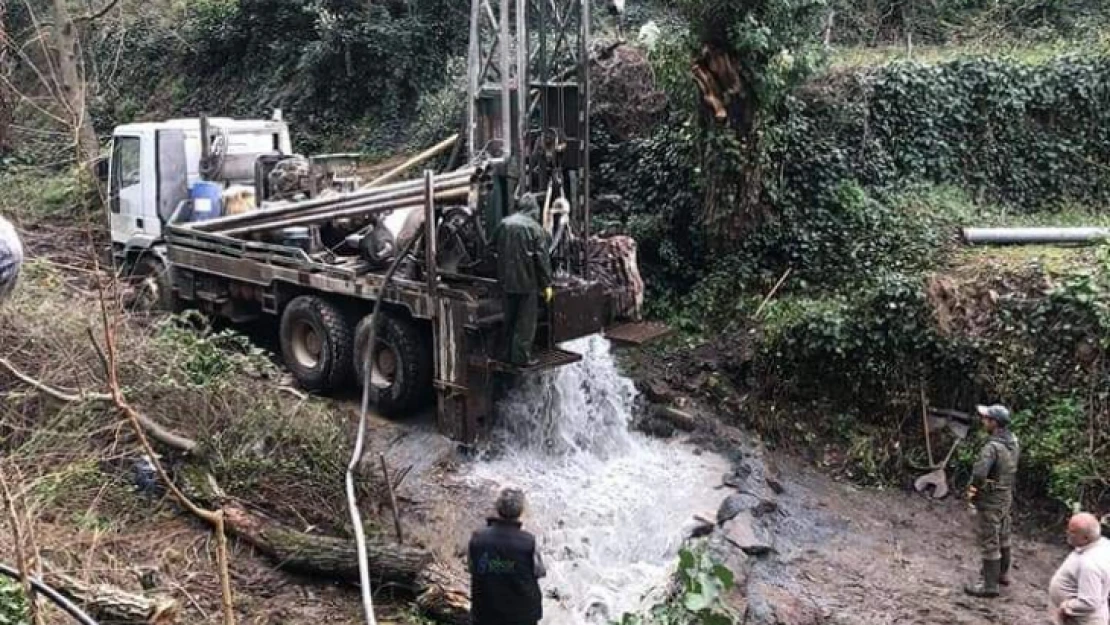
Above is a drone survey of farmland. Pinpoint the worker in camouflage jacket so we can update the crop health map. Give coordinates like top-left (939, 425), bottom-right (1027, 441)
top-left (964, 403), bottom-right (1021, 598)
top-left (492, 193), bottom-right (553, 366)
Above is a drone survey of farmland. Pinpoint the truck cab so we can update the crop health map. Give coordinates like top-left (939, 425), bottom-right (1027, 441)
top-left (109, 116), bottom-right (292, 266)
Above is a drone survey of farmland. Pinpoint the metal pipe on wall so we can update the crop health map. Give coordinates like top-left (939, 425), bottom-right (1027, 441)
top-left (962, 227), bottom-right (1110, 245)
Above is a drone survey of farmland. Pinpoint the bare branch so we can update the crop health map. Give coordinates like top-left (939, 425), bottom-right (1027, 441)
top-left (74, 0), bottom-right (120, 23)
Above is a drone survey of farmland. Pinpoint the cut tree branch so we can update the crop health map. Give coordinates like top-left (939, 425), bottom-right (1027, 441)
top-left (74, 0), bottom-right (120, 23)
top-left (0, 355), bottom-right (200, 455)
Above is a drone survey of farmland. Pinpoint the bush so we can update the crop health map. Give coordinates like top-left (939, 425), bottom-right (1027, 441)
top-left (92, 0), bottom-right (469, 152)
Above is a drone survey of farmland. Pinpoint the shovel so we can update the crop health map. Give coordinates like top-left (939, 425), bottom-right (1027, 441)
top-left (914, 432), bottom-right (964, 499)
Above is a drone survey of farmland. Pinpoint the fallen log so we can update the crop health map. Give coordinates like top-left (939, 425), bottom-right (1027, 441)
top-left (220, 502), bottom-right (430, 585)
top-left (44, 569), bottom-right (178, 625)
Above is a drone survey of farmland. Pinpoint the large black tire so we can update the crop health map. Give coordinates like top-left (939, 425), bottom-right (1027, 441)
top-left (354, 310), bottom-right (432, 417)
top-left (280, 296), bottom-right (355, 393)
top-left (124, 255), bottom-right (176, 313)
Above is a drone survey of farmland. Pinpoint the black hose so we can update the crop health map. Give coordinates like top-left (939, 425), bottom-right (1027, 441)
top-left (363, 224), bottom-right (427, 404)
top-left (0, 563), bottom-right (100, 625)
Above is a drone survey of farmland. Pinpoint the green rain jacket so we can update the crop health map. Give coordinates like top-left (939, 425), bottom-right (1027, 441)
top-left (492, 194), bottom-right (553, 294)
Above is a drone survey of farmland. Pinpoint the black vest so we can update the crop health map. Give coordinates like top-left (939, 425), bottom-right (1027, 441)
top-left (468, 518), bottom-right (542, 625)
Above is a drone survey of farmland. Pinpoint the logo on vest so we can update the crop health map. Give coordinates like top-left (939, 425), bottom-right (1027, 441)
top-left (476, 552), bottom-right (518, 575)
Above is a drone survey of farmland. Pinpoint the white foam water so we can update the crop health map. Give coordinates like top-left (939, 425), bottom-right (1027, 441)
top-left (466, 336), bottom-right (729, 624)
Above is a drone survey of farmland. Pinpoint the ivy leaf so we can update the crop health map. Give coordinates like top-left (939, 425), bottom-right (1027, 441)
top-left (683, 590), bottom-right (713, 612)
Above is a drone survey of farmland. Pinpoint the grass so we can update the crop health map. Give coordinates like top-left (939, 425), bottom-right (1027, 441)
top-left (0, 168), bottom-right (82, 226)
top-left (830, 33), bottom-right (1110, 69)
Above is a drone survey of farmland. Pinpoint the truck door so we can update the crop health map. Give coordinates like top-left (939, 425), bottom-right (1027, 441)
top-left (109, 133), bottom-right (159, 246)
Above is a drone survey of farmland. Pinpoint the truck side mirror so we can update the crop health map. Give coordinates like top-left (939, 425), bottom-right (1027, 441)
top-left (95, 156), bottom-right (110, 185)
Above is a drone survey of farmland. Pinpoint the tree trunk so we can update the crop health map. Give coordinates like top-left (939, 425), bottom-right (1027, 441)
top-left (220, 502), bottom-right (431, 585)
top-left (218, 502), bottom-right (472, 621)
top-left (47, 0), bottom-right (100, 171)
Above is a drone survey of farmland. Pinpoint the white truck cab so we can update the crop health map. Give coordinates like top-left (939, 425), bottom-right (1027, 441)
top-left (109, 116), bottom-right (293, 260)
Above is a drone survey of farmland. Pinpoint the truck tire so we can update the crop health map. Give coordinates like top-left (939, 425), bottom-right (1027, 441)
top-left (353, 311), bottom-right (432, 417)
top-left (280, 296), bottom-right (354, 393)
top-left (125, 255), bottom-right (176, 313)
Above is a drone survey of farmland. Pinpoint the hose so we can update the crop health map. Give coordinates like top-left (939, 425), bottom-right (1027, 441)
top-left (0, 563), bottom-right (100, 625)
top-left (345, 218), bottom-right (427, 625)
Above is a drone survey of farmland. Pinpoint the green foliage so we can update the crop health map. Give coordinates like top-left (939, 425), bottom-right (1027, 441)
top-left (152, 311), bottom-right (276, 388)
top-left (828, 0), bottom-right (1110, 46)
top-left (614, 547), bottom-right (738, 625)
top-left (677, 0), bottom-right (827, 114)
top-left (1010, 397), bottom-right (1094, 507)
top-left (775, 57), bottom-right (1110, 215)
top-left (0, 578), bottom-right (29, 625)
top-left (0, 169), bottom-right (80, 224)
top-left (93, 0), bottom-right (469, 152)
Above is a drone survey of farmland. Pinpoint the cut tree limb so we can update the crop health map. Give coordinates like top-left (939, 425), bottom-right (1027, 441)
top-left (220, 501), bottom-right (430, 585)
top-left (0, 355), bottom-right (199, 455)
top-left (44, 570), bottom-right (178, 625)
top-left (218, 499), bottom-right (473, 622)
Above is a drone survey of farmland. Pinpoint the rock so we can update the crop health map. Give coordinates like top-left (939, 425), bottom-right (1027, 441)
top-left (753, 499), bottom-right (779, 518)
top-left (640, 379), bottom-right (677, 404)
top-left (717, 492), bottom-right (760, 524)
top-left (766, 476), bottom-right (785, 495)
top-left (724, 462), bottom-right (754, 488)
top-left (723, 511), bottom-right (775, 556)
top-left (688, 515), bottom-right (715, 539)
top-left (745, 580), bottom-right (828, 625)
top-left (652, 404), bottom-right (698, 432)
top-left (636, 416), bottom-right (676, 439)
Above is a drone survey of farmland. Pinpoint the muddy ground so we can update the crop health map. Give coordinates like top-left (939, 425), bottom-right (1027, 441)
top-left (753, 454), bottom-right (1065, 624)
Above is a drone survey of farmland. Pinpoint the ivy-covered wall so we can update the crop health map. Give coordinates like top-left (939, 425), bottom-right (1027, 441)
top-left (595, 52), bottom-right (1110, 512)
top-left (595, 55), bottom-right (1110, 300)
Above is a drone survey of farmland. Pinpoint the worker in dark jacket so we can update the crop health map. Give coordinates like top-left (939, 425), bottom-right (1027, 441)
top-left (965, 403), bottom-right (1021, 598)
top-left (468, 488), bottom-right (546, 625)
top-left (492, 194), bottom-right (553, 366)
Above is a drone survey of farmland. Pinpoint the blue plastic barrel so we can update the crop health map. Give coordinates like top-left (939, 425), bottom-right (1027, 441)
top-left (189, 181), bottom-right (224, 222)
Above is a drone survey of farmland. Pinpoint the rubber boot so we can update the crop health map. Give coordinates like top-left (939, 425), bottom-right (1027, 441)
top-left (999, 548), bottom-right (1012, 586)
top-left (964, 559), bottom-right (1001, 597)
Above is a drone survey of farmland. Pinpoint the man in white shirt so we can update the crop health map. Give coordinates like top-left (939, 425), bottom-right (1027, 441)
top-left (1049, 512), bottom-right (1110, 624)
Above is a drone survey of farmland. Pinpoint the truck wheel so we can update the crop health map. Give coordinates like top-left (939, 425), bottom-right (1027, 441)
top-left (280, 296), bottom-right (354, 393)
top-left (125, 256), bottom-right (176, 313)
top-left (353, 311), bottom-right (432, 416)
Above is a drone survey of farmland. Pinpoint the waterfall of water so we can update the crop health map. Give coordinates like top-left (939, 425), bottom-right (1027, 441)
top-left (465, 336), bottom-right (729, 624)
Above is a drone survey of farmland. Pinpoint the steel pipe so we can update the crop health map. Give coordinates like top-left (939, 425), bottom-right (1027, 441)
top-left (192, 168), bottom-right (476, 232)
top-left (200, 178), bottom-right (474, 236)
top-left (214, 179), bottom-right (473, 236)
top-left (216, 179), bottom-right (472, 235)
top-left (222, 188), bottom-right (470, 237)
top-left (962, 227), bottom-right (1110, 245)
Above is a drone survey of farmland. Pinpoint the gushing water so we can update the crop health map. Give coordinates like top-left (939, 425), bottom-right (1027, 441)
top-left (466, 336), bottom-right (729, 624)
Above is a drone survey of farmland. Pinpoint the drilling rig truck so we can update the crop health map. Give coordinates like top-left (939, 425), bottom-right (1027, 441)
top-left (106, 0), bottom-right (658, 443)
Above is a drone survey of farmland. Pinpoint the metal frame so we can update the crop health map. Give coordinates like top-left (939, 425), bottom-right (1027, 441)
top-left (466, 0), bottom-right (592, 274)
